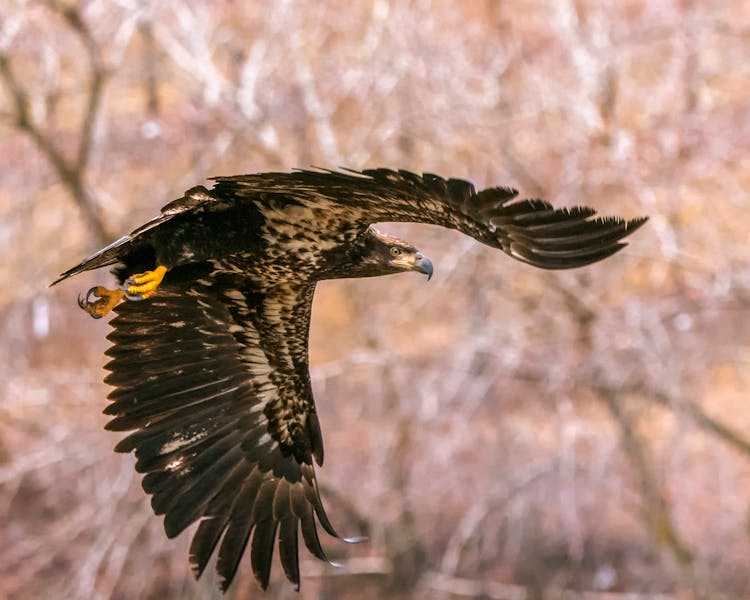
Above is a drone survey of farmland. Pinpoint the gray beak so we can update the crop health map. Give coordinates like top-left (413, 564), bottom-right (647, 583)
top-left (414, 252), bottom-right (434, 281)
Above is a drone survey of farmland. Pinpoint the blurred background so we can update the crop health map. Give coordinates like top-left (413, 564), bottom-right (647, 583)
top-left (1, 1), bottom-right (749, 598)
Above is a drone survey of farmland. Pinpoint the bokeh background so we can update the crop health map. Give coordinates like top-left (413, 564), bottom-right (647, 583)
top-left (1, 1), bottom-right (749, 598)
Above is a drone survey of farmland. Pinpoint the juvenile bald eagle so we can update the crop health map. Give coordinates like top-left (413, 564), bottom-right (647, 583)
top-left (52, 169), bottom-right (646, 591)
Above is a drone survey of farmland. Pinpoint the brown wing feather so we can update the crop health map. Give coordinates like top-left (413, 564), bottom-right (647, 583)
top-left (103, 274), bottom-right (338, 590)
top-left (211, 168), bottom-right (647, 269)
top-left (53, 168), bottom-right (646, 287)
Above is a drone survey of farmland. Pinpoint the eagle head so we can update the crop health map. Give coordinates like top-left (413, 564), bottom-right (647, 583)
top-left (360, 226), bottom-right (433, 280)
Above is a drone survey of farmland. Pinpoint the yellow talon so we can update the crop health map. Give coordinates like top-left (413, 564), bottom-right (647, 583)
top-left (125, 265), bottom-right (167, 298)
top-left (78, 286), bottom-right (126, 319)
top-left (77, 265), bottom-right (167, 318)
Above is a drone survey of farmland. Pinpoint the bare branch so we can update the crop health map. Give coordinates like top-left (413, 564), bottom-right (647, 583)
top-left (549, 273), bottom-right (693, 567)
top-left (622, 385), bottom-right (750, 459)
top-left (425, 572), bottom-right (676, 600)
top-left (58, 4), bottom-right (108, 170)
top-left (0, 5), bottom-right (110, 243)
top-left (599, 386), bottom-right (693, 565)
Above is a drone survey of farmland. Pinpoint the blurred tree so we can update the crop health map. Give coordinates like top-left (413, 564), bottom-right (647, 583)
top-left (1, 0), bottom-right (749, 598)
top-left (0, 3), bottom-right (109, 243)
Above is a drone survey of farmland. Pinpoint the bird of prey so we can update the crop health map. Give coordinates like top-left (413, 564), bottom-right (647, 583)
top-left (51, 168), bottom-right (646, 591)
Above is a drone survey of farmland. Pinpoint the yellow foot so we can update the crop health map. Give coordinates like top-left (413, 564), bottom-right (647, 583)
top-left (78, 286), bottom-right (126, 319)
top-left (124, 265), bottom-right (168, 300)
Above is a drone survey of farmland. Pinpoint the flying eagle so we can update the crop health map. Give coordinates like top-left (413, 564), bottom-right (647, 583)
top-left (51, 168), bottom-right (646, 591)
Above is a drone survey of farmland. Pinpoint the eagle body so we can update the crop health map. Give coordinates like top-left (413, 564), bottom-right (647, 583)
top-left (52, 168), bottom-right (647, 591)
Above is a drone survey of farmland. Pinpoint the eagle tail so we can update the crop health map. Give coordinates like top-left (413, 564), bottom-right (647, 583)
top-left (50, 208), bottom-right (174, 287)
top-left (50, 233), bottom-right (137, 286)
top-left (50, 187), bottom-right (209, 288)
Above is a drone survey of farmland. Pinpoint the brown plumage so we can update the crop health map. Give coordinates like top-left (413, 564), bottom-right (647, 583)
top-left (51, 168), bottom-right (647, 591)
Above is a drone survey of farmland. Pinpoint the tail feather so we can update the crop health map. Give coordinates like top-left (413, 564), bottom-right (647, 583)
top-left (51, 188), bottom-right (213, 287)
top-left (50, 234), bottom-right (133, 286)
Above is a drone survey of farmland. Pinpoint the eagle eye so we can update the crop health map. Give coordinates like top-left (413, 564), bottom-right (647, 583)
top-left (390, 247), bottom-right (402, 257)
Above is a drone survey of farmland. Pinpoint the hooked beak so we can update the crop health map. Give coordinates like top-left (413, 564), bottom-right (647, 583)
top-left (412, 252), bottom-right (434, 281)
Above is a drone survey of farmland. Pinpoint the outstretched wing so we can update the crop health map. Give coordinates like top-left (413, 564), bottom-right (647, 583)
top-left (211, 168), bottom-right (647, 269)
top-left (103, 268), bottom-right (338, 590)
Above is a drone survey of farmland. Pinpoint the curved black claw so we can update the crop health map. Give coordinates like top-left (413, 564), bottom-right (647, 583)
top-left (122, 289), bottom-right (147, 302)
top-left (78, 287), bottom-right (104, 319)
top-left (77, 285), bottom-right (124, 319)
top-left (342, 535), bottom-right (368, 544)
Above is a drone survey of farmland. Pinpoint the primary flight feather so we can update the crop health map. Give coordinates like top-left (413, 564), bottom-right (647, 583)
top-left (52, 168), bottom-right (647, 591)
